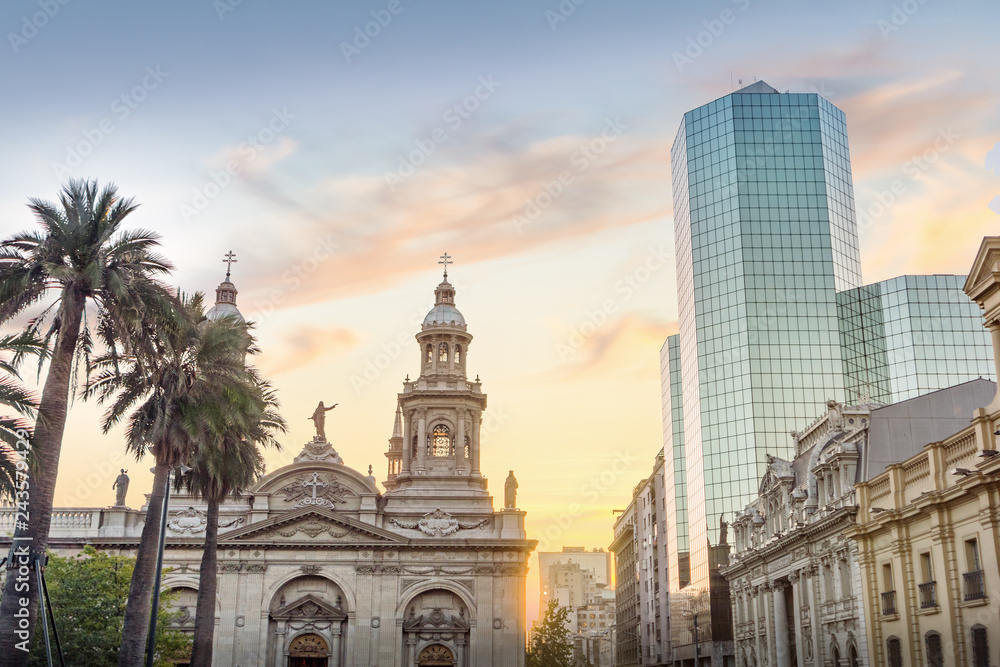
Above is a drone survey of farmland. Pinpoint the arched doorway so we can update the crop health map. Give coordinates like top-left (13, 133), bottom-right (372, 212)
top-left (418, 644), bottom-right (455, 666)
top-left (288, 633), bottom-right (328, 667)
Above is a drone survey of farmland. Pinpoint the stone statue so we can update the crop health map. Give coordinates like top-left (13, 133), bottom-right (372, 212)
top-left (719, 514), bottom-right (729, 545)
top-left (504, 470), bottom-right (518, 509)
top-left (112, 469), bottom-right (129, 507)
top-left (309, 401), bottom-right (338, 440)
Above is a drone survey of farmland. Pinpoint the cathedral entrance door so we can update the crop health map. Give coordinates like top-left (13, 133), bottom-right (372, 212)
top-left (288, 633), bottom-right (329, 667)
top-left (418, 644), bottom-right (455, 666)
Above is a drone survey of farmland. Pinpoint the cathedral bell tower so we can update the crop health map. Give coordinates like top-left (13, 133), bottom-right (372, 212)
top-left (383, 254), bottom-right (489, 499)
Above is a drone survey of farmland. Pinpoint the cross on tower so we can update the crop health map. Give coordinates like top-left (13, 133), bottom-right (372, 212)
top-left (223, 250), bottom-right (237, 279)
top-left (302, 472), bottom-right (327, 500)
top-left (438, 252), bottom-right (452, 279)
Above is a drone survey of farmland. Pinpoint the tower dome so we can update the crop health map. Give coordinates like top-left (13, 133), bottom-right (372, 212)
top-left (421, 252), bottom-right (466, 328)
top-left (206, 250), bottom-right (244, 322)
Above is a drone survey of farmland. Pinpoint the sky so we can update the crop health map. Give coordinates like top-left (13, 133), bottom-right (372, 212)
top-left (1, 0), bottom-right (999, 626)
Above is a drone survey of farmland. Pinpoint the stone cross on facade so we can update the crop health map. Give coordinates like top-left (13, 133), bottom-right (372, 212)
top-left (438, 252), bottom-right (452, 279)
top-left (223, 250), bottom-right (237, 279)
top-left (302, 472), bottom-right (327, 501)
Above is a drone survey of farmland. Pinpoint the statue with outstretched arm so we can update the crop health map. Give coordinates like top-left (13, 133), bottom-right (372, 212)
top-left (309, 401), bottom-right (338, 440)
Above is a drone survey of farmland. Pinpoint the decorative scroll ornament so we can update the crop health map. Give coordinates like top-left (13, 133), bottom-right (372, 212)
top-left (390, 509), bottom-right (489, 537)
top-left (275, 519), bottom-right (350, 539)
top-left (294, 438), bottom-right (344, 464)
top-left (167, 507), bottom-right (207, 534)
top-left (277, 472), bottom-right (354, 509)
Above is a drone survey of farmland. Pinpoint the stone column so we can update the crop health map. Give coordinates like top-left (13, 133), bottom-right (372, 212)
top-left (752, 585), bottom-right (764, 666)
top-left (330, 624), bottom-right (342, 667)
top-left (406, 634), bottom-right (417, 667)
top-left (809, 565), bottom-right (822, 666)
top-left (990, 323), bottom-right (1000, 391)
top-left (456, 635), bottom-right (467, 667)
top-left (773, 581), bottom-right (791, 667)
top-left (416, 411), bottom-right (427, 472)
top-left (402, 409), bottom-right (412, 474)
top-left (471, 411), bottom-right (481, 476)
top-left (456, 410), bottom-right (466, 472)
top-left (273, 623), bottom-right (287, 667)
top-left (790, 572), bottom-right (804, 667)
top-left (239, 563), bottom-right (267, 667)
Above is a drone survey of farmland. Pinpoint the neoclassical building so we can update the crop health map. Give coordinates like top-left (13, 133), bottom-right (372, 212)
top-left (3, 264), bottom-right (535, 667)
top-left (724, 379), bottom-right (995, 667)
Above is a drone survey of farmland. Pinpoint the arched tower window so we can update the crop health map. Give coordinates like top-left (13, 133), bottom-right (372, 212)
top-left (411, 435), bottom-right (418, 457)
top-left (438, 342), bottom-right (449, 363)
top-left (454, 345), bottom-right (462, 364)
top-left (464, 435), bottom-right (470, 459)
top-left (431, 425), bottom-right (451, 457)
top-left (426, 344), bottom-right (433, 364)
top-left (925, 632), bottom-right (943, 667)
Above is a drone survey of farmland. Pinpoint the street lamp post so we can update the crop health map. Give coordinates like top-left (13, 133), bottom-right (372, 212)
top-left (145, 463), bottom-right (191, 667)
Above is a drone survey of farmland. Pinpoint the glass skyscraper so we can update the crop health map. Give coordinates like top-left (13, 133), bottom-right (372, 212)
top-left (838, 275), bottom-right (994, 403)
top-left (661, 81), bottom-right (995, 660)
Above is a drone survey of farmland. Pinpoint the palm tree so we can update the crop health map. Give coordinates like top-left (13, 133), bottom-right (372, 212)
top-left (185, 377), bottom-right (284, 666)
top-left (85, 293), bottom-right (254, 667)
top-left (0, 180), bottom-right (173, 660)
top-left (0, 332), bottom-right (48, 501)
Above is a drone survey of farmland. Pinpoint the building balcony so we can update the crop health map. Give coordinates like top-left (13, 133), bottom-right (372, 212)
top-left (881, 590), bottom-right (897, 616)
top-left (964, 570), bottom-right (986, 601)
top-left (919, 582), bottom-right (937, 609)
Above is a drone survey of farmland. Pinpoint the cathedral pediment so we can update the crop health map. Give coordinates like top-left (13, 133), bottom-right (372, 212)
top-left (272, 593), bottom-right (348, 623)
top-left (220, 507), bottom-right (406, 545)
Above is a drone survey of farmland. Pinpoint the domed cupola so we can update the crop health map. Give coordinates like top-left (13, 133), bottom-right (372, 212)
top-left (422, 279), bottom-right (466, 327)
top-left (206, 250), bottom-right (245, 322)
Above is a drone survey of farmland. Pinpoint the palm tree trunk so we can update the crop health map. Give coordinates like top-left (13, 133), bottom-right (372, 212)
top-left (189, 496), bottom-right (219, 666)
top-left (118, 460), bottom-right (170, 667)
top-left (0, 288), bottom-right (84, 666)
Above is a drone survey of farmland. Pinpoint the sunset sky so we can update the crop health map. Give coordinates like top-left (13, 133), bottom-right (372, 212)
top-left (1, 0), bottom-right (998, 624)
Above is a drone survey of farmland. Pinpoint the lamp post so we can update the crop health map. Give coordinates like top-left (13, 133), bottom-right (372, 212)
top-left (145, 463), bottom-right (191, 667)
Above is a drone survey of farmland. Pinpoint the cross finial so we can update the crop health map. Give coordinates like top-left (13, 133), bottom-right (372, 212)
top-left (223, 250), bottom-right (237, 279)
top-left (438, 252), bottom-right (452, 279)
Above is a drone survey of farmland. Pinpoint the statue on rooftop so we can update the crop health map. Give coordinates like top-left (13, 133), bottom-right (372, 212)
top-left (309, 401), bottom-right (338, 441)
top-left (112, 469), bottom-right (129, 507)
top-left (504, 470), bottom-right (518, 509)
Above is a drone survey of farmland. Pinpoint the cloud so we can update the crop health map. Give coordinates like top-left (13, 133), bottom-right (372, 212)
top-left (548, 315), bottom-right (678, 383)
top-left (208, 121), bottom-right (672, 312)
top-left (258, 325), bottom-right (361, 376)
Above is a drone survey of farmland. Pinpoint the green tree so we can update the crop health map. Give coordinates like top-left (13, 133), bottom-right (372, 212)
top-left (84, 293), bottom-right (263, 667)
top-left (527, 600), bottom-right (574, 667)
top-left (0, 179), bottom-right (174, 661)
top-left (27, 546), bottom-right (189, 666)
top-left (0, 332), bottom-right (47, 501)
top-left (185, 374), bottom-right (284, 666)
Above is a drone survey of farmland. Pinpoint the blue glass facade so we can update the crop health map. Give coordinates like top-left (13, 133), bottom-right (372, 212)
top-left (838, 275), bottom-right (994, 403)
top-left (671, 83), bottom-right (862, 592)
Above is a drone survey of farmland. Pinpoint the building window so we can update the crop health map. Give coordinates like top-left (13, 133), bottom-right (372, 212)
top-left (919, 552), bottom-right (937, 608)
top-left (431, 424), bottom-right (452, 457)
top-left (839, 559), bottom-right (851, 599)
top-left (832, 646), bottom-right (840, 667)
top-left (454, 345), bottom-right (461, 364)
top-left (849, 646), bottom-right (859, 667)
top-left (886, 637), bottom-right (903, 667)
top-left (426, 344), bottom-right (433, 363)
top-left (925, 632), bottom-right (943, 667)
top-left (411, 435), bottom-right (418, 457)
top-left (972, 626), bottom-right (989, 667)
top-left (438, 342), bottom-right (449, 363)
top-left (880, 562), bottom-right (896, 614)
top-left (964, 538), bottom-right (986, 601)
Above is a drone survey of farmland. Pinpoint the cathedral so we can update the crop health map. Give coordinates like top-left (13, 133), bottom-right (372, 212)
top-left (25, 258), bottom-right (535, 666)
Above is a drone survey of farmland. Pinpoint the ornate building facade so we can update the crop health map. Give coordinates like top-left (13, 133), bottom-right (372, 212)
top-left (724, 378), bottom-right (996, 667)
top-left (3, 263), bottom-right (535, 667)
